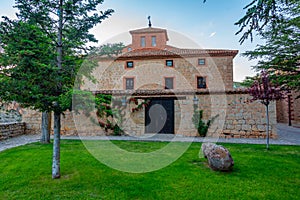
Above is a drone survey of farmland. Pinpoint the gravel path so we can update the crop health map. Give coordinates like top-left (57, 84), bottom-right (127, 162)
top-left (1, 123), bottom-right (299, 152)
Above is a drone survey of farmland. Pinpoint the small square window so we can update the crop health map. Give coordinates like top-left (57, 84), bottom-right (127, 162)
top-left (166, 60), bottom-right (173, 67)
top-left (165, 77), bottom-right (174, 89)
top-left (197, 77), bottom-right (206, 89)
top-left (126, 61), bottom-right (134, 68)
top-left (125, 78), bottom-right (134, 90)
top-left (198, 58), bottom-right (205, 65)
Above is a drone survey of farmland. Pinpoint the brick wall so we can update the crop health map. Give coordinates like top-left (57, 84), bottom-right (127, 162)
top-left (130, 31), bottom-right (168, 50)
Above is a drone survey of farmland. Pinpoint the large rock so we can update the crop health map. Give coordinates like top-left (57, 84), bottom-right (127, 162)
top-left (201, 143), bottom-right (234, 171)
top-left (201, 142), bottom-right (216, 158)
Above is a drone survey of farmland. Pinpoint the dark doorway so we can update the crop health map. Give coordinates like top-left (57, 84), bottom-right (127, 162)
top-left (145, 99), bottom-right (174, 134)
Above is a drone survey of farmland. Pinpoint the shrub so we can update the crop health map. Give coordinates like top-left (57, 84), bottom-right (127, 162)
top-left (192, 109), bottom-right (218, 137)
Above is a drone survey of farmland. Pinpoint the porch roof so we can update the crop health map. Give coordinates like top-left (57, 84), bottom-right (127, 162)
top-left (91, 89), bottom-right (248, 97)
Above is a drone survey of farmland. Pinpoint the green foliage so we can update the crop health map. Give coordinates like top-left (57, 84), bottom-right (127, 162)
top-left (240, 74), bottom-right (260, 88)
top-left (0, 21), bottom-right (58, 112)
top-left (235, 0), bottom-right (295, 43)
top-left (237, 0), bottom-right (300, 93)
top-left (192, 109), bottom-right (215, 137)
top-left (91, 42), bottom-right (125, 58)
top-left (0, 0), bottom-right (114, 114)
top-left (95, 94), bottom-right (124, 135)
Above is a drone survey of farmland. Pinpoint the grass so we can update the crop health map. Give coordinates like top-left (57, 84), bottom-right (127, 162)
top-left (0, 140), bottom-right (299, 200)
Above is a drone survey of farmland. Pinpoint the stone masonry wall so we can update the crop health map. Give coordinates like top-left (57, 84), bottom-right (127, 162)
top-left (215, 93), bottom-right (277, 139)
top-left (82, 55), bottom-right (234, 92)
top-left (21, 92), bottom-right (277, 139)
top-left (0, 122), bottom-right (26, 140)
top-left (22, 109), bottom-right (42, 134)
top-left (0, 111), bottom-right (22, 123)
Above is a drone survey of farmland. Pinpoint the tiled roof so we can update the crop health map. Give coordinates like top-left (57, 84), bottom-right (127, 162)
top-left (129, 27), bottom-right (167, 34)
top-left (117, 48), bottom-right (238, 60)
top-left (117, 48), bottom-right (180, 60)
top-left (92, 89), bottom-right (248, 96)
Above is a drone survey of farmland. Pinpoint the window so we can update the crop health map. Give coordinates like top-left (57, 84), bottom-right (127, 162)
top-left (198, 58), bottom-right (205, 65)
top-left (166, 60), bottom-right (173, 67)
top-left (125, 78), bottom-right (134, 90)
top-left (197, 77), bottom-right (207, 89)
top-left (126, 61), bottom-right (134, 68)
top-left (141, 36), bottom-right (146, 47)
top-left (165, 77), bottom-right (174, 89)
top-left (127, 47), bottom-right (132, 51)
top-left (151, 36), bottom-right (156, 47)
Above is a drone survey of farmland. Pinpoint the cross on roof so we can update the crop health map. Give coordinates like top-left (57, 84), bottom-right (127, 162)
top-left (148, 16), bottom-right (152, 27)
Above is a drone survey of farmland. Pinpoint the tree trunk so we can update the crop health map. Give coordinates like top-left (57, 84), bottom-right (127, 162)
top-left (266, 104), bottom-right (270, 150)
top-left (52, 112), bottom-right (61, 179)
top-left (52, 0), bottom-right (63, 179)
top-left (41, 111), bottom-right (51, 143)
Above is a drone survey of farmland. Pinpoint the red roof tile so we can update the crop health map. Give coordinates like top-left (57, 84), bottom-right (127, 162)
top-left (117, 48), bottom-right (238, 60)
top-left (129, 27), bottom-right (167, 34)
top-left (92, 89), bottom-right (248, 96)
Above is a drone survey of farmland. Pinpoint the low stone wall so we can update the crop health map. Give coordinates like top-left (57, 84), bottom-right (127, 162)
top-left (214, 93), bottom-right (277, 139)
top-left (0, 122), bottom-right (26, 140)
top-left (0, 110), bottom-right (22, 123)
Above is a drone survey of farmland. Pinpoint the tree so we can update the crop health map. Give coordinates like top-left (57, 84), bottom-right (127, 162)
top-left (248, 71), bottom-right (285, 149)
top-left (0, 21), bottom-right (57, 144)
top-left (235, 0), bottom-right (296, 43)
top-left (242, 4), bottom-right (300, 91)
top-left (236, 0), bottom-right (300, 93)
top-left (41, 111), bottom-right (51, 143)
top-left (92, 43), bottom-right (125, 58)
top-left (0, 0), bottom-right (114, 179)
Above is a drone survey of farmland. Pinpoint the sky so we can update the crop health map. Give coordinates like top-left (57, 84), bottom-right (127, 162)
top-left (0, 0), bottom-right (263, 82)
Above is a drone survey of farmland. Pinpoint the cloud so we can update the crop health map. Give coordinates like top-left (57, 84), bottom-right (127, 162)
top-left (209, 32), bottom-right (216, 38)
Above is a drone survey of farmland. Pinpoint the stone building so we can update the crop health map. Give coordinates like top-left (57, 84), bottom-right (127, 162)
top-left (17, 25), bottom-right (280, 138)
top-left (75, 24), bottom-right (277, 138)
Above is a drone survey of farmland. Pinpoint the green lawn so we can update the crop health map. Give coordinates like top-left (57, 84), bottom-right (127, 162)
top-left (0, 140), bottom-right (299, 200)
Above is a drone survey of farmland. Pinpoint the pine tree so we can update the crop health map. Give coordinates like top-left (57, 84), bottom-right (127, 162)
top-left (236, 0), bottom-right (300, 92)
top-left (0, 0), bottom-right (114, 179)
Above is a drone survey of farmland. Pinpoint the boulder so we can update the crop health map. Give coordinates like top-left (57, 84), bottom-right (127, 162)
top-left (201, 142), bottom-right (216, 158)
top-left (201, 143), bottom-right (234, 171)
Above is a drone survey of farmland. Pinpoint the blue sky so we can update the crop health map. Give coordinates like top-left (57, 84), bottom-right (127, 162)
top-left (0, 0), bottom-right (262, 82)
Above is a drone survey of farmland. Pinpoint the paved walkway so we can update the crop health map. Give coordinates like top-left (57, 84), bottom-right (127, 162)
top-left (1, 123), bottom-right (299, 152)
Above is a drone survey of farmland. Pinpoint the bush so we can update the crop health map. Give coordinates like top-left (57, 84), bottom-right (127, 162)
top-left (192, 109), bottom-right (217, 137)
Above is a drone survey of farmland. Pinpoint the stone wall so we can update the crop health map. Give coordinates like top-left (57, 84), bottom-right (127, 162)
top-left (82, 55), bottom-right (234, 92)
top-left (0, 101), bottom-right (22, 123)
top-left (21, 109), bottom-right (42, 134)
top-left (0, 122), bottom-right (26, 140)
top-left (0, 110), bottom-right (22, 123)
top-left (214, 93), bottom-right (277, 139)
top-left (276, 91), bottom-right (300, 127)
top-left (21, 92), bottom-right (277, 139)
